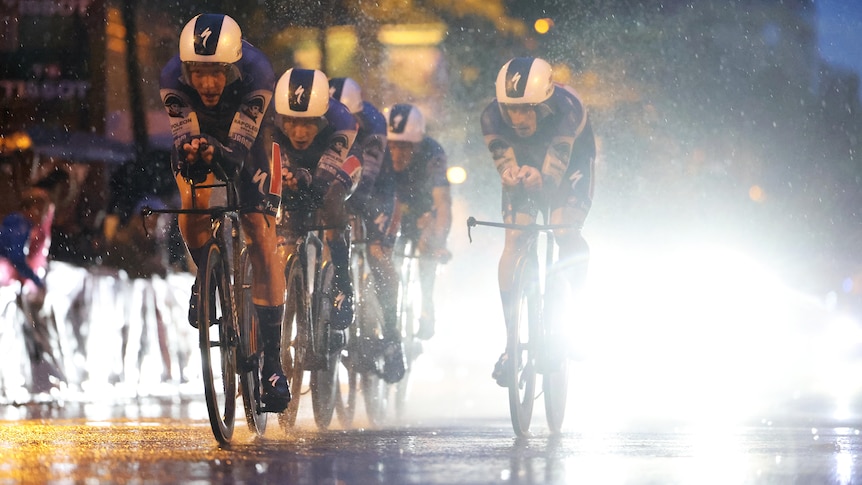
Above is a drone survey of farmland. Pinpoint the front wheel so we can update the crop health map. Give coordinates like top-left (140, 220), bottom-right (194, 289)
top-left (507, 256), bottom-right (539, 437)
top-left (310, 261), bottom-right (339, 430)
top-left (280, 255), bottom-right (309, 431)
top-left (198, 243), bottom-right (237, 444)
top-left (238, 248), bottom-right (267, 435)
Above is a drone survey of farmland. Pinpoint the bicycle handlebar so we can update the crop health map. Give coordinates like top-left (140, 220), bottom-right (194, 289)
top-left (466, 216), bottom-right (580, 243)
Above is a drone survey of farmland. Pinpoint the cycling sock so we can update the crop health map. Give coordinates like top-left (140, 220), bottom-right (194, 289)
top-left (257, 304), bottom-right (285, 373)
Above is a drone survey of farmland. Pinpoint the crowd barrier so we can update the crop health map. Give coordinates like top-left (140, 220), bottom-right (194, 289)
top-left (0, 262), bottom-right (200, 404)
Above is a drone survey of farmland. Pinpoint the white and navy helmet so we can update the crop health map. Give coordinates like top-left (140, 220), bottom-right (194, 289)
top-left (329, 77), bottom-right (363, 114)
top-left (495, 57), bottom-right (554, 106)
top-left (384, 103), bottom-right (425, 143)
top-left (179, 14), bottom-right (243, 83)
top-left (274, 68), bottom-right (330, 118)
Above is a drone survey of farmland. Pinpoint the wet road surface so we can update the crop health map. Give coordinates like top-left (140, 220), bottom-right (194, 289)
top-left (0, 396), bottom-right (860, 484)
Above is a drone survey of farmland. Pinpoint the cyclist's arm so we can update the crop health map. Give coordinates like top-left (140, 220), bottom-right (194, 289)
top-left (425, 143), bottom-right (452, 257)
top-left (429, 185), bottom-right (452, 256)
top-left (312, 99), bottom-right (360, 197)
top-left (541, 86), bottom-right (589, 189)
top-left (480, 103), bottom-right (520, 185)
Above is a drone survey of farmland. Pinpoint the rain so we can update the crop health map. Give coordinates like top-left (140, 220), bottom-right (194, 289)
top-left (1, 0), bottom-right (862, 481)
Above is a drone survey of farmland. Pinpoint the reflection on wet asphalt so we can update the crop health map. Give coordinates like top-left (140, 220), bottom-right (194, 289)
top-left (0, 398), bottom-right (859, 484)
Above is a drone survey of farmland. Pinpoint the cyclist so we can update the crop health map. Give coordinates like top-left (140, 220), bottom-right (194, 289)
top-left (330, 77), bottom-right (404, 383)
top-left (480, 56), bottom-right (596, 386)
top-left (383, 103), bottom-right (452, 342)
top-left (159, 13), bottom-right (289, 411)
top-left (269, 68), bottom-right (360, 338)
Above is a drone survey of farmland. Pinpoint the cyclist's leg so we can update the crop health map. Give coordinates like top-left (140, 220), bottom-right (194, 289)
top-left (363, 193), bottom-right (398, 340)
top-left (547, 205), bottom-right (589, 367)
top-left (493, 190), bottom-right (536, 385)
top-left (241, 211), bottom-right (290, 412)
top-left (416, 228), bottom-right (439, 340)
top-left (322, 183), bottom-right (354, 331)
top-left (368, 240), bottom-right (405, 383)
top-left (174, 172), bottom-right (217, 327)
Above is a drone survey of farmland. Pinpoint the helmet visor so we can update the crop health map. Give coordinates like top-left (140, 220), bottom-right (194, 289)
top-left (181, 61), bottom-right (241, 86)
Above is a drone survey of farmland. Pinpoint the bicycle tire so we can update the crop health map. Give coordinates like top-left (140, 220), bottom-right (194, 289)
top-left (394, 249), bottom-right (419, 421)
top-left (543, 360), bottom-right (568, 434)
top-left (280, 254), bottom-right (308, 430)
top-left (336, 238), bottom-right (366, 429)
top-left (198, 242), bottom-right (237, 444)
top-left (508, 253), bottom-right (539, 437)
top-left (358, 275), bottom-right (388, 427)
top-left (238, 248), bottom-right (267, 435)
top-left (334, 358), bottom-right (357, 428)
top-left (310, 261), bottom-right (339, 430)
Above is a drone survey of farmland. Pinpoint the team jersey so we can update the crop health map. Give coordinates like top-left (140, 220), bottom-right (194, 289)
top-left (159, 41), bottom-right (281, 215)
top-left (394, 136), bottom-right (449, 224)
top-left (480, 83), bottom-right (595, 215)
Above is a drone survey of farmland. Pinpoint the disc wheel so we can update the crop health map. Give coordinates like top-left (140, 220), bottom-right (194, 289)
top-left (199, 243), bottom-right (237, 444)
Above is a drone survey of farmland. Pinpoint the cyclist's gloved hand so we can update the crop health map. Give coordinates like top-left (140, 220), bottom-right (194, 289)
top-left (197, 134), bottom-right (243, 181)
top-left (501, 165), bottom-right (521, 187)
top-left (180, 137), bottom-right (212, 183)
top-left (519, 166), bottom-right (543, 191)
top-left (283, 167), bottom-right (312, 192)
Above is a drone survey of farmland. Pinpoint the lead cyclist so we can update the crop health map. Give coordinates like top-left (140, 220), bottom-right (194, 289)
top-left (479, 56), bottom-right (596, 386)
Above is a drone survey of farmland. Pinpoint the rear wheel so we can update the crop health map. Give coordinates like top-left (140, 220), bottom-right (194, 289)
top-left (199, 243), bottom-right (237, 444)
top-left (507, 255), bottom-right (538, 437)
top-left (238, 248), bottom-right (267, 435)
top-left (355, 268), bottom-right (388, 426)
top-left (362, 369), bottom-right (388, 426)
top-left (310, 261), bottom-right (339, 430)
top-left (280, 255), bottom-right (309, 431)
top-left (334, 356), bottom-right (357, 428)
top-left (543, 362), bottom-right (568, 434)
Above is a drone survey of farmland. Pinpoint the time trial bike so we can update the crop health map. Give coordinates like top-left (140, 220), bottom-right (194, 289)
top-left (466, 214), bottom-right (572, 436)
top-left (143, 178), bottom-right (268, 444)
top-left (336, 214), bottom-right (390, 427)
top-left (277, 205), bottom-right (344, 431)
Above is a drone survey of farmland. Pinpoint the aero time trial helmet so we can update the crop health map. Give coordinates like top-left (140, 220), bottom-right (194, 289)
top-left (329, 77), bottom-right (363, 114)
top-left (495, 57), bottom-right (554, 106)
top-left (384, 103), bottom-right (425, 143)
top-left (179, 14), bottom-right (243, 84)
top-left (274, 68), bottom-right (330, 118)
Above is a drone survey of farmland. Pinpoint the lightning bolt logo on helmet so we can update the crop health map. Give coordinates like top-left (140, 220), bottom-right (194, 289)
top-left (391, 113), bottom-right (404, 131)
top-left (511, 72), bottom-right (522, 93)
top-left (293, 85), bottom-right (305, 104)
top-left (200, 27), bottom-right (212, 48)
